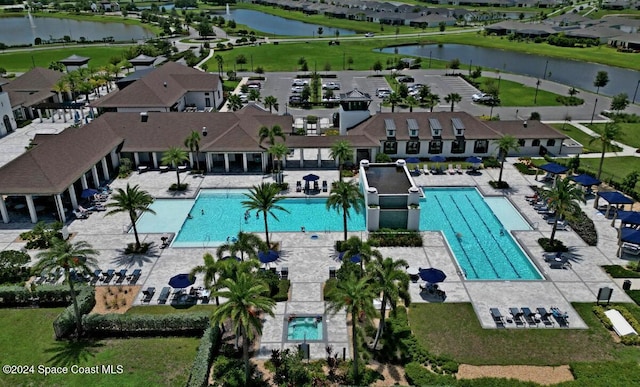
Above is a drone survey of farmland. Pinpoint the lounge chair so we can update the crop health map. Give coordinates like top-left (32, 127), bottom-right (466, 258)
top-left (280, 266), bottom-right (289, 280)
top-left (313, 181), bottom-right (319, 192)
top-left (322, 180), bottom-right (328, 192)
top-left (423, 164), bottom-right (430, 175)
top-left (551, 307), bottom-right (569, 327)
top-left (622, 242), bottom-right (640, 256)
top-left (549, 257), bottom-right (571, 269)
top-left (142, 287), bottom-right (155, 303)
top-left (159, 165), bottom-right (169, 173)
top-left (544, 252), bottom-right (566, 262)
top-left (103, 269), bottom-right (115, 283)
top-left (73, 210), bottom-right (88, 219)
top-left (296, 181), bottom-right (302, 192)
top-left (158, 287), bottom-right (171, 304)
top-left (537, 307), bottom-right (554, 327)
top-left (412, 166), bottom-right (421, 176)
top-left (129, 269), bottom-right (142, 284)
top-left (455, 164), bottom-right (463, 174)
top-left (509, 307), bottom-right (525, 327)
top-left (447, 164), bottom-right (455, 174)
top-left (521, 307), bottom-right (538, 327)
top-left (490, 308), bottom-right (505, 328)
top-left (555, 220), bottom-right (569, 231)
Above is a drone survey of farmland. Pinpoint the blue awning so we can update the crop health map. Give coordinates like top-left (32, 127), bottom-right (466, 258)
top-left (570, 174), bottom-right (601, 186)
top-left (598, 191), bottom-right (634, 205)
top-left (538, 163), bottom-right (569, 174)
top-left (621, 227), bottom-right (640, 244)
top-left (618, 211), bottom-right (640, 226)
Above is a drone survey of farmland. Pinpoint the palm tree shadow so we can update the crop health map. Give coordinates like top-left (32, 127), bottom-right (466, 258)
top-left (44, 339), bottom-right (105, 366)
top-left (112, 245), bottom-right (160, 268)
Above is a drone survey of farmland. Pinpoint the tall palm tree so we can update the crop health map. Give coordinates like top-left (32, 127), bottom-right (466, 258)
top-left (341, 236), bottom-right (382, 271)
top-left (184, 130), bottom-right (202, 171)
top-left (211, 272), bottom-right (276, 384)
top-left (242, 183), bottom-right (290, 248)
top-left (161, 146), bottom-right (189, 187)
top-left (589, 122), bottom-right (620, 180)
top-left (53, 79), bottom-right (69, 122)
top-left (106, 184), bottom-right (155, 250)
top-left (325, 272), bottom-right (377, 385)
top-left (367, 256), bottom-right (410, 349)
top-left (541, 176), bottom-right (585, 244)
top-left (493, 135), bottom-right (520, 184)
top-left (425, 93), bottom-right (440, 112)
top-left (405, 95), bottom-right (419, 113)
top-left (326, 181), bottom-right (364, 241)
top-left (268, 143), bottom-right (289, 175)
top-left (227, 94), bottom-right (243, 111)
top-left (258, 124), bottom-right (286, 147)
top-left (215, 54), bottom-right (224, 76)
top-left (35, 239), bottom-right (99, 336)
top-left (387, 92), bottom-right (401, 113)
top-left (263, 95), bottom-right (278, 113)
top-left (330, 140), bottom-right (353, 182)
top-left (189, 252), bottom-right (222, 305)
top-left (216, 232), bottom-right (266, 262)
top-left (444, 92), bottom-right (462, 112)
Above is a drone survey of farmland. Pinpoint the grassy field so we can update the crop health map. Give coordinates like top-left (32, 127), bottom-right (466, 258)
top-left (576, 156), bottom-right (640, 186)
top-left (475, 76), bottom-right (565, 107)
top-left (550, 123), bottom-right (623, 154)
top-left (587, 122), bottom-right (640, 149)
top-left (0, 308), bottom-right (199, 386)
top-left (0, 46), bottom-right (133, 72)
top-left (408, 302), bottom-right (640, 367)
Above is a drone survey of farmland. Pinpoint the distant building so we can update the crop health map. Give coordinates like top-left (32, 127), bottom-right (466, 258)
top-left (59, 54), bottom-right (90, 72)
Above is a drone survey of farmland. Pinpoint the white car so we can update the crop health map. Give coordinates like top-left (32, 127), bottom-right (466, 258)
top-left (292, 79), bottom-right (308, 86)
top-left (376, 87), bottom-right (391, 98)
top-left (322, 95), bottom-right (340, 102)
top-left (322, 82), bottom-right (340, 90)
top-left (291, 86), bottom-right (305, 93)
top-left (365, 33), bottom-right (374, 37)
top-left (472, 93), bottom-right (493, 103)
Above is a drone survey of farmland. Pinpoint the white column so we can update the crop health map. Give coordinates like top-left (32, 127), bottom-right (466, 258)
top-left (25, 195), bottom-right (37, 224)
top-left (243, 153), bottom-right (248, 172)
top-left (38, 109), bottom-right (43, 123)
top-left (261, 153), bottom-right (267, 173)
top-left (91, 165), bottom-right (100, 188)
top-left (224, 153), bottom-right (230, 173)
top-left (110, 149), bottom-right (119, 169)
top-left (299, 148), bottom-right (304, 168)
top-left (80, 174), bottom-right (88, 190)
top-left (189, 153), bottom-right (194, 168)
top-left (152, 153), bottom-right (159, 169)
top-left (0, 199), bottom-right (9, 224)
top-left (282, 156), bottom-right (287, 168)
top-left (50, 109), bottom-right (55, 123)
top-left (55, 194), bottom-right (66, 223)
top-left (101, 158), bottom-right (110, 181)
top-left (205, 152), bottom-right (211, 172)
top-left (370, 147), bottom-right (377, 161)
top-left (317, 149), bottom-right (322, 168)
top-left (68, 184), bottom-right (78, 209)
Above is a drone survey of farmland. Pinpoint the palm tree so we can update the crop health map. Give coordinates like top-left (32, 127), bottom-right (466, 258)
top-left (106, 184), bottom-right (155, 250)
top-left (589, 122), bottom-right (620, 180)
top-left (189, 252), bottom-right (222, 305)
top-left (242, 183), bottom-right (290, 248)
top-left (367, 256), bottom-right (410, 349)
top-left (53, 79), bottom-right (69, 122)
top-left (161, 146), bottom-right (189, 188)
top-left (268, 143), bottom-right (289, 174)
top-left (325, 272), bottom-right (377, 384)
top-left (258, 124), bottom-right (286, 147)
top-left (444, 92), bottom-right (462, 112)
top-left (326, 181), bottom-right (364, 241)
top-left (216, 232), bottom-right (266, 262)
top-left (211, 272), bottom-right (276, 384)
top-left (35, 239), bottom-right (99, 336)
top-left (405, 95), bottom-right (419, 113)
top-left (387, 92), bottom-right (401, 113)
top-left (263, 95), bottom-right (278, 113)
top-left (215, 54), bottom-right (224, 76)
top-left (227, 94), bottom-right (243, 111)
top-left (493, 135), bottom-right (520, 184)
top-left (184, 130), bottom-right (202, 171)
top-left (330, 140), bottom-right (353, 182)
top-left (540, 176), bottom-right (585, 244)
top-left (425, 93), bottom-right (440, 112)
top-left (341, 236), bottom-right (382, 270)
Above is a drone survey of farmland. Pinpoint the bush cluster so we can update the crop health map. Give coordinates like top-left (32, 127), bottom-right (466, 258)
top-left (187, 326), bottom-right (221, 387)
top-left (567, 210), bottom-right (598, 246)
top-left (19, 221), bottom-right (63, 249)
top-left (602, 265), bottom-right (640, 278)
top-left (513, 162), bottom-right (537, 175)
top-left (368, 229), bottom-right (422, 247)
top-left (0, 284), bottom-right (73, 307)
top-left (489, 180), bottom-right (509, 189)
top-left (82, 312), bottom-right (210, 337)
top-left (537, 238), bottom-right (569, 252)
top-left (593, 305), bottom-right (640, 345)
top-left (53, 286), bottom-right (95, 339)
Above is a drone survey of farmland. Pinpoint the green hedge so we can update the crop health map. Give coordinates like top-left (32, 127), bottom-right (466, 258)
top-left (513, 162), bottom-right (537, 175)
top-left (368, 229), bottom-right (423, 247)
top-left (0, 285), bottom-right (31, 306)
top-left (0, 284), bottom-right (72, 307)
top-left (274, 280), bottom-right (290, 302)
top-left (187, 326), bottom-right (222, 387)
top-left (34, 285), bottom-right (72, 306)
top-left (603, 265), bottom-right (640, 278)
top-left (404, 362), bottom-right (455, 386)
top-left (82, 312), bottom-right (210, 337)
top-left (53, 286), bottom-right (95, 339)
top-left (627, 290), bottom-right (640, 305)
top-left (593, 305), bottom-right (640, 345)
top-left (323, 278), bottom-right (337, 301)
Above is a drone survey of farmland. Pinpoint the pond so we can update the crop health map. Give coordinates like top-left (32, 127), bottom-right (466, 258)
top-left (0, 16), bottom-right (154, 46)
top-left (220, 9), bottom-right (357, 37)
top-left (380, 44), bottom-right (637, 97)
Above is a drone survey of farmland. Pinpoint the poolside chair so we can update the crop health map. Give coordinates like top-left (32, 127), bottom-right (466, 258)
top-left (447, 164), bottom-right (455, 174)
top-left (537, 307), bottom-right (554, 327)
top-left (490, 308), bottom-right (506, 328)
top-left (521, 307), bottom-right (538, 327)
top-left (280, 266), bottom-right (289, 280)
top-left (142, 287), bottom-right (155, 304)
top-left (549, 257), bottom-right (571, 269)
top-left (555, 220), bottom-right (569, 231)
top-left (296, 181), bottom-right (302, 192)
top-left (73, 210), bottom-right (88, 219)
top-left (159, 165), bottom-right (169, 173)
top-left (622, 242), bottom-right (640, 256)
top-left (157, 287), bottom-right (171, 304)
top-left (551, 307), bottom-right (569, 327)
top-left (455, 164), bottom-right (463, 174)
top-left (129, 269), bottom-right (142, 284)
top-left (322, 180), bottom-right (328, 192)
top-left (509, 307), bottom-right (525, 327)
top-left (313, 181), bottom-right (319, 192)
top-left (423, 164), bottom-right (430, 175)
top-left (412, 166), bottom-right (421, 176)
top-left (103, 269), bottom-right (115, 283)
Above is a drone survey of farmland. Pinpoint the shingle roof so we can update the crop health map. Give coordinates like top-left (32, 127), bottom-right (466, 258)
top-left (485, 120), bottom-right (569, 139)
top-left (3, 67), bottom-right (63, 108)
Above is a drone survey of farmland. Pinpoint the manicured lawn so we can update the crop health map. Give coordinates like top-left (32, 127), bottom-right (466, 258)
top-left (0, 46), bottom-right (134, 72)
top-left (575, 156), bottom-right (640, 186)
top-left (0, 308), bottom-right (199, 386)
top-left (587, 122), bottom-right (640, 149)
top-left (476, 76), bottom-right (565, 107)
top-left (408, 303), bottom-right (640, 366)
top-left (549, 123), bottom-right (622, 154)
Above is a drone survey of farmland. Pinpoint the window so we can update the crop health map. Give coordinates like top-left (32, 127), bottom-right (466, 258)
top-left (406, 141), bottom-right (420, 154)
top-left (532, 139), bottom-right (541, 146)
top-left (428, 140), bottom-right (442, 154)
top-left (546, 139), bottom-right (556, 147)
top-left (383, 141), bottom-right (398, 154)
top-left (518, 139), bottom-right (525, 147)
top-left (473, 140), bottom-right (488, 153)
top-left (451, 139), bottom-right (466, 154)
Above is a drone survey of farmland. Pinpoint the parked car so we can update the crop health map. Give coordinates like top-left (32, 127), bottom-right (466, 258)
top-left (397, 76), bottom-right (415, 83)
top-left (365, 32), bottom-right (375, 37)
top-left (322, 95), bottom-right (340, 102)
top-left (289, 95), bottom-right (307, 104)
top-left (292, 79), bottom-right (308, 86)
top-left (246, 82), bottom-right (261, 90)
top-left (322, 82), bottom-right (340, 90)
top-left (291, 86), bottom-right (305, 93)
top-left (472, 92), bottom-right (498, 104)
top-left (376, 87), bottom-right (391, 98)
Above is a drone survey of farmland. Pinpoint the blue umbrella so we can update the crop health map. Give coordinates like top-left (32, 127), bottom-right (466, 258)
top-left (465, 156), bottom-right (482, 164)
top-left (258, 250), bottom-right (280, 264)
top-left (338, 251), bottom-right (361, 263)
top-left (538, 163), bottom-right (569, 174)
top-left (405, 157), bottom-right (420, 164)
top-left (418, 268), bottom-right (447, 283)
top-left (303, 174), bottom-right (320, 182)
top-left (168, 273), bottom-right (195, 289)
top-left (430, 155), bottom-right (446, 163)
top-left (570, 174), bottom-right (601, 186)
top-left (80, 188), bottom-right (99, 198)
top-left (618, 211), bottom-right (640, 226)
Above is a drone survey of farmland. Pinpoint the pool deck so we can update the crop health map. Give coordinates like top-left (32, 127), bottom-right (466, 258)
top-left (0, 162), bottom-right (636, 358)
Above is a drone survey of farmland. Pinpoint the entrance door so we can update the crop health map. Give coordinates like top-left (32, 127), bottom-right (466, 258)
top-left (205, 98), bottom-right (211, 107)
top-left (2, 115), bottom-right (12, 133)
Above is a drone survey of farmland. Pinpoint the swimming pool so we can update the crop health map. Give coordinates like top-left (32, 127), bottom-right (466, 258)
top-left (135, 189), bottom-right (366, 247)
top-left (420, 188), bottom-right (541, 280)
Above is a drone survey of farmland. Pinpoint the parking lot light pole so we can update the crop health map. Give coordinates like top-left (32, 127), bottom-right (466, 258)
top-left (534, 79), bottom-right (541, 104)
top-left (633, 80), bottom-right (640, 104)
top-left (591, 98), bottom-right (598, 125)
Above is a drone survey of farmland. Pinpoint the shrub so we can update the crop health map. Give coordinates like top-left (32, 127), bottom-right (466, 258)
top-left (375, 153), bottom-right (392, 162)
top-left (83, 312), bottom-right (210, 337)
top-left (556, 96), bottom-right (584, 106)
top-left (405, 362), bottom-right (455, 386)
top-left (274, 280), bottom-right (290, 302)
top-left (627, 290), bottom-right (640, 304)
top-left (567, 209), bottom-right (597, 246)
top-left (187, 326), bottom-right (221, 387)
top-left (169, 183), bottom-right (189, 191)
top-left (53, 286), bottom-right (95, 339)
top-left (368, 229), bottom-right (423, 247)
top-left (19, 221), bottom-right (63, 249)
top-left (124, 242), bottom-right (150, 254)
top-left (323, 278), bottom-right (337, 300)
top-left (482, 157), bottom-right (500, 168)
top-left (489, 180), bottom-right (510, 189)
top-left (34, 284), bottom-right (73, 306)
top-left (341, 170), bottom-right (354, 178)
top-left (0, 285), bottom-right (31, 306)
top-left (603, 265), bottom-right (640, 278)
top-left (513, 162), bottom-right (537, 175)
top-left (538, 238), bottom-right (568, 252)
top-left (0, 250), bottom-right (31, 284)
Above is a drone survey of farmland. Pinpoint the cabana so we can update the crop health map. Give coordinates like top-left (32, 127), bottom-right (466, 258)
top-left (611, 210), bottom-right (640, 227)
top-left (570, 174), bottom-right (601, 194)
top-left (536, 162), bottom-right (569, 182)
top-left (617, 227), bottom-right (640, 257)
top-left (594, 191), bottom-right (635, 218)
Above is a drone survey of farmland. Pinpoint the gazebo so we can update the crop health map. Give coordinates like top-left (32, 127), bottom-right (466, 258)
top-left (536, 162), bottom-right (569, 182)
top-left (594, 191), bottom-right (635, 218)
top-left (617, 227), bottom-right (640, 257)
top-left (612, 210), bottom-right (640, 227)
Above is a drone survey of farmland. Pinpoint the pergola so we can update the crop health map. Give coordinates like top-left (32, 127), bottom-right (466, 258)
top-left (536, 162), bottom-right (568, 182)
top-left (617, 227), bottom-right (640, 257)
top-left (612, 210), bottom-right (640, 227)
top-left (594, 191), bottom-right (635, 218)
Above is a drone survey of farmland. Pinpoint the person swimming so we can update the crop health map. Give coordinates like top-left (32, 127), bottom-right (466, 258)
top-left (455, 232), bottom-right (463, 240)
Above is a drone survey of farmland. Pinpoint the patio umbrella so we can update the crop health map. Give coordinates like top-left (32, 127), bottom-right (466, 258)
top-left (430, 155), bottom-right (446, 163)
top-left (338, 251), bottom-right (361, 263)
top-left (538, 163), bottom-right (569, 175)
top-left (570, 174), bottom-right (601, 187)
top-left (258, 250), bottom-right (280, 264)
top-left (302, 174), bottom-right (320, 182)
top-left (405, 157), bottom-right (420, 164)
top-left (418, 268), bottom-right (447, 283)
top-left (168, 273), bottom-right (195, 289)
top-left (465, 156), bottom-right (482, 164)
top-left (80, 188), bottom-right (99, 198)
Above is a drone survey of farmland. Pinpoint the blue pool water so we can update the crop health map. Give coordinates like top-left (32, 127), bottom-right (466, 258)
top-left (420, 188), bottom-right (541, 280)
top-left (135, 190), bottom-right (365, 246)
top-left (287, 317), bottom-right (323, 340)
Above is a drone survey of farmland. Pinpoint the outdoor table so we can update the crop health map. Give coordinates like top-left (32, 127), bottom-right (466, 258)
top-left (406, 267), bottom-right (420, 282)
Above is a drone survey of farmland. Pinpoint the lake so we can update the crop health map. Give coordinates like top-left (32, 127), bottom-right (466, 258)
top-left (0, 17), bottom-right (153, 46)
top-left (381, 44), bottom-right (637, 97)
top-left (221, 9), bottom-right (357, 37)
